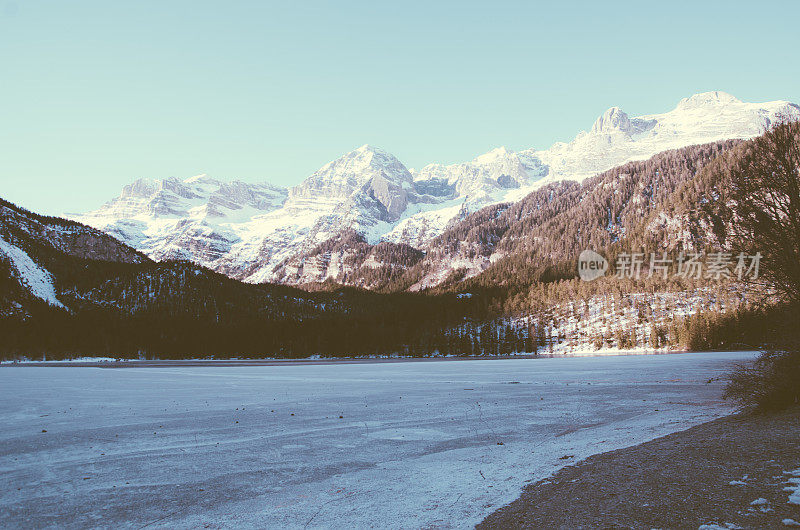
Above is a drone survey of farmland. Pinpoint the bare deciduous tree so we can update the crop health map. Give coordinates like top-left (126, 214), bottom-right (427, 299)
top-left (728, 118), bottom-right (800, 304)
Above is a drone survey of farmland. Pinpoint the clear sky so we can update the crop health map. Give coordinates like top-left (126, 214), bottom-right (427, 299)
top-left (1, 0), bottom-right (799, 216)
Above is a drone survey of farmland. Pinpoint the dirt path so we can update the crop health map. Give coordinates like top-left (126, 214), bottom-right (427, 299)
top-left (479, 407), bottom-right (800, 529)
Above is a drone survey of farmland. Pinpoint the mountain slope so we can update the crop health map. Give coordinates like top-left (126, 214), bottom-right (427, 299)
top-left (3, 121), bottom-right (792, 359)
top-left (437, 140), bottom-right (745, 293)
top-left (287, 139), bottom-right (743, 291)
top-left (0, 237), bottom-right (65, 309)
top-left (0, 196), bottom-right (149, 315)
top-left (1, 195), bottom-right (497, 360)
top-left (72, 175), bottom-right (288, 264)
top-left (71, 92), bottom-right (800, 286)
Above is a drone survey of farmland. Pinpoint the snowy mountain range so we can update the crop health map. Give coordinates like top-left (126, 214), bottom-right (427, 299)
top-left (71, 91), bottom-right (800, 286)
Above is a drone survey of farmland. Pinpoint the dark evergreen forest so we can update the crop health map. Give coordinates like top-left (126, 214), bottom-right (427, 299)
top-left (3, 125), bottom-right (798, 360)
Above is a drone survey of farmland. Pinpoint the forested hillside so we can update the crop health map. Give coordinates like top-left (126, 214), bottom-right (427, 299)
top-left (1, 197), bottom-right (517, 359)
top-left (287, 139), bottom-right (741, 293)
top-left (2, 127), bottom-right (795, 359)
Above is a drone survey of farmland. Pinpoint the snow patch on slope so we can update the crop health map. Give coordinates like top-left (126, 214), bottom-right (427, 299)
top-left (0, 238), bottom-right (65, 309)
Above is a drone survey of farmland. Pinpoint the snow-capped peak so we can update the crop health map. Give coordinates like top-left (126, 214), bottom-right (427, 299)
top-left (183, 174), bottom-right (216, 184)
top-left (290, 144), bottom-right (413, 200)
top-left (355, 143), bottom-right (381, 153)
top-left (591, 107), bottom-right (632, 134)
top-left (473, 146), bottom-right (514, 164)
top-left (525, 91), bottom-right (800, 192)
top-left (676, 90), bottom-right (741, 110)
top-left (352, 144), bottom-right (406, 169)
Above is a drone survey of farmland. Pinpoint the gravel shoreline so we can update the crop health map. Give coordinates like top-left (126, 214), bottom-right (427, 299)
top-left (479, 407), bottom-right (800, 529)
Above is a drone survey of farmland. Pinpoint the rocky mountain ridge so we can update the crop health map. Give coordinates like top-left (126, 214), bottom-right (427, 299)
top-left (70, 92), bottom-right (800, 287)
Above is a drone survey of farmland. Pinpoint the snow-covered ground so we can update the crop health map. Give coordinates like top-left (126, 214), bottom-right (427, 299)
top-left (518, 289), bottom-right (742, 354)
top-left (0, 352), bottom-right (756, 528)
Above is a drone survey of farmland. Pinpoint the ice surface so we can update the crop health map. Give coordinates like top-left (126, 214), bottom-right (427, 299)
top-left (0, 351), bottom-right (756, 528)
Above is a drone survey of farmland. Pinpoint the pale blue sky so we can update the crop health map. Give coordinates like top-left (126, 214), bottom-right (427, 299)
top-left (1, 0), bottom-right (799, 215)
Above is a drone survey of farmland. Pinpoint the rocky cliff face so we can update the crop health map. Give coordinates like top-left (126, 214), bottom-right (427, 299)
top-left (290, 144), bottom-right (414, 221)
top-left (70, 92), bottom-right (800, 287)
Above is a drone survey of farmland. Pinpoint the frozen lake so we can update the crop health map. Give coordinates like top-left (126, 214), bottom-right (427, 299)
top-left (0, 352), bottom-right (756, 528)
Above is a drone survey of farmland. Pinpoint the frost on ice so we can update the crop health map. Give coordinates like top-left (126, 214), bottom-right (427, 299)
top-left (0, 352), bottom-right (757, 529)
top-left (785, 468), bottom-right (800, 505)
